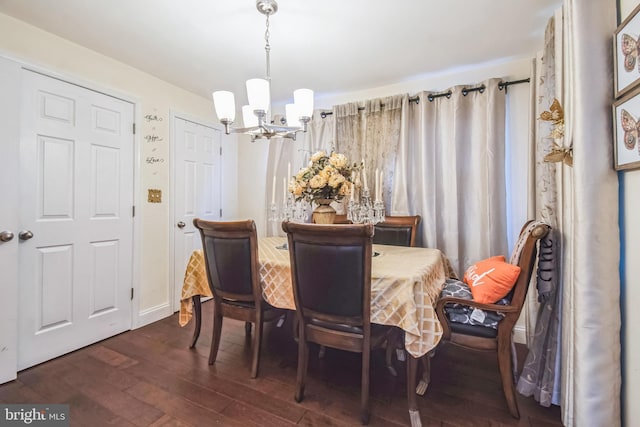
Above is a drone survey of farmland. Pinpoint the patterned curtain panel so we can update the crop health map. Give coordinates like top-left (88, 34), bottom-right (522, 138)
top-left (516, 14), bottom-right (564, 408)
top-left (334, 95), bottom-right (406, 208)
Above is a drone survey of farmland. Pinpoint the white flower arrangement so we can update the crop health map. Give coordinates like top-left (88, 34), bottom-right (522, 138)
top-left (289, 151), bottom-right (356, 203)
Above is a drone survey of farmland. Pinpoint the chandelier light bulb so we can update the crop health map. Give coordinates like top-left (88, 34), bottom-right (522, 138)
top-left (212, 91), bottom-right (236, 122)
top-left (246, 78), bottom-right (270, 113)
top-left (294, 88), bottom-right (314, 118)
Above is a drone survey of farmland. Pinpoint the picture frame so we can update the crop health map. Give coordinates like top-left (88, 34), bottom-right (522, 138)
top-left (614, 2), bottom-right (640, 98)
top-left (613, 85), bottom-right (640, 170)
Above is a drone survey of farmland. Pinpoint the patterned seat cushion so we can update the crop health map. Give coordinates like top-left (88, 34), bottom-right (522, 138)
top-left (439, 278), bottom-right (509, 329)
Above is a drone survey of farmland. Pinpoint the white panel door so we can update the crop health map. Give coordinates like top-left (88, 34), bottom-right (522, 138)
top-left (0, 58), bottom-right (21, 383)
top-left (173, 117), bottom-right (221, 308)
top-left (18, 70), bottom-right (134, 369)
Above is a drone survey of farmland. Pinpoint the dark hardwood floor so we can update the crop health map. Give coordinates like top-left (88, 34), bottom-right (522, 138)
top-left (0, 301), bottom-right (562, 426)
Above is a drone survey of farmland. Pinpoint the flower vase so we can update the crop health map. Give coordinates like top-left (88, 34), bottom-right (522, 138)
top-left (312, 199), bottom-right (336, 224)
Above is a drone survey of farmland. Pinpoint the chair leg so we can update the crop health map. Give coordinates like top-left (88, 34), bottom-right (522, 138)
top-left (189, 295), bottom-right (202, 348)
top-left (406, 355), bottom-right (419, 410)
top-left (318, 345), bottom-right (326, 359)
top-left (361, 349), bottom-right (371, 425)
top-left (510, 340), bottom-right (518, 382)
top-left (245, 321), bottom-right (252, 336)
top-left (497, 337), bottom-right (520, 419)
top-left (291, 315), bottom-right (299, 342)
top-left (294, 324), bottom-right (308, 403)
top-left (208, 306), bottom-right (224, 365)
top-left (250, 319), bottom-right (262, 379)
top-left (385, 329), bottom-right (400, 377)
top-left (416, 354), bottom-right (431, 396)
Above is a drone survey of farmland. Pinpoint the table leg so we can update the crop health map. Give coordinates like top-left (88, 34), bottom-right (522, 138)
top-left (406, 355), bottom-right (422, 427)
top-left (189, 295), bottom-right (202, 348)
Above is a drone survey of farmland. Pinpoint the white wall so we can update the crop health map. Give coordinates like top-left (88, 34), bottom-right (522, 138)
top-left (236, 136), bottom-right (271, 235)
top-left (313, 57), bottom-right (531, 110)
top-left (0, 13), bottom-right (238, 322)
top-left (619, 2), bottom-right (639, 425)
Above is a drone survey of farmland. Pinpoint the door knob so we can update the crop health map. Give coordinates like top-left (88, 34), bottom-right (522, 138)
top-left (0, 230), bottom-right (14, 242)
top-left (19, 230), bottom-right (34, 240)
top-left (177, 221), bottom-right (186, 229)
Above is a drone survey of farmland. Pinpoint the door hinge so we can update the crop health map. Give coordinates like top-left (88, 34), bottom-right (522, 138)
top-left (133, 123), bottom-right (136, 134)
top-left (219, 208), bottom-right (223, 218)
top-left (130, 288), bottom-right (134, 300)
top-left (132, 205), bottom-right (135, 217)
top-left (219, 146), bottom-right (222, 156)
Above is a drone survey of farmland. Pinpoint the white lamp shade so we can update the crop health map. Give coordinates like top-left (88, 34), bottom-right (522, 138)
top-left (242, 105), bottom-right (259, 127)
top-left (246, 78), bottom-right (270, 112)
top-left (285, 103), bottom-right (301, 128)
top-left (212, 91), bottom-right (236, 122)
top-left (294, 88), bottom-right (314, 118)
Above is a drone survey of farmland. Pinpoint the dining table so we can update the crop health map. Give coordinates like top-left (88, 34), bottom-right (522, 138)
top-left (180, 236), bottom-right (455, 427)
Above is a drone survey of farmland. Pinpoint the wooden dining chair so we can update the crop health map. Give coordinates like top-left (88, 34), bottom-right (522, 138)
top-left (333, 213), bottom-right (351, 224)
top-left (373, 215), bottom-right (421, 371)
top-left (373, 215), bottom-right (421, 247)
top-left (193, 218), bottom-right (284, 378)
top-left (310, 213), bottom-right (351, 224)
top-left (434, 220), bottom-right (551, 418)
top-left (282, 221), bottom-right (394, 425)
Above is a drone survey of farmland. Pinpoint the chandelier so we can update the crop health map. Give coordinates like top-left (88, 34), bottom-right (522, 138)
top-left (212, 0), bottom-right (314, 141)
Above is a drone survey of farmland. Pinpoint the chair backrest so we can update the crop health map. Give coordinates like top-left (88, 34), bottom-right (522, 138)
top-left (193, 218), bottom-right (260, 303)
top-left (333, 214), bottom-right (351, 224)
top-left (501, 220), bottom-right (551, 328)
top-left (437, 220), bottom-right (551, 344)
top-left (373, 215), bottom-right (421, 247)
top-left (282, 222), bottom-right (374, 326)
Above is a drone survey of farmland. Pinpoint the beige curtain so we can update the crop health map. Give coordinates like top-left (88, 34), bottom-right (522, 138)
top-left (519, 2), bottom-right (621, 425)
top-left (295, 109), bottom-right (335, 168)
top-left (391, 79), bottom-right (508, 276)
top-left (559, 1), bottom-right (620, 425)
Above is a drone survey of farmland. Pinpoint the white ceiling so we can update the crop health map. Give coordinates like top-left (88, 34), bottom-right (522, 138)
top-left (0, 0), bottom-right (561, 106)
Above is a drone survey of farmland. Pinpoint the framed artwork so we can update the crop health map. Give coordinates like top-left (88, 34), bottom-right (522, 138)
top-left (614, 2), bottom-right (640, 98)
top-left (613, 85), bottom-right (640, 170)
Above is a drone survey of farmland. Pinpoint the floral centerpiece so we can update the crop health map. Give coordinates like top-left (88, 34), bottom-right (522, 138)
top-left (289, 151), bottom-right (356, 223)
top-left (289, 151), bottom-right (354, 202)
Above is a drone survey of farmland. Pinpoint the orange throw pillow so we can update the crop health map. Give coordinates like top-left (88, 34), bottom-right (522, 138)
top-left (463, 256), bottom-right (521, 304)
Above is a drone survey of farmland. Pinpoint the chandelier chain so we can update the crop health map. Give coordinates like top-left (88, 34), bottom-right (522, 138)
top-left (212, 0), bottom-right (313, 140)
top-left (264, 14), bottom-right (271, 81)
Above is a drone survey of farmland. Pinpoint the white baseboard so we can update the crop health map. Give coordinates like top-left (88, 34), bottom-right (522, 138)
top-left (135, 302), bottom-right (172, 329)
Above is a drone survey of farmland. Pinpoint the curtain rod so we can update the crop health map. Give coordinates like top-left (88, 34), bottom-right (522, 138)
top-left (319, 77), bottom-right (530, 118)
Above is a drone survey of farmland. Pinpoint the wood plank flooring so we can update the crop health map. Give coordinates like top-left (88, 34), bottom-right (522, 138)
top-left (0, 301), bottom-right (562, 426)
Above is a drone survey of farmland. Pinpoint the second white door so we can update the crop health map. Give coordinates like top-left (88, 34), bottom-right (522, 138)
top-left (173, 117), bottom-right (222, 308)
